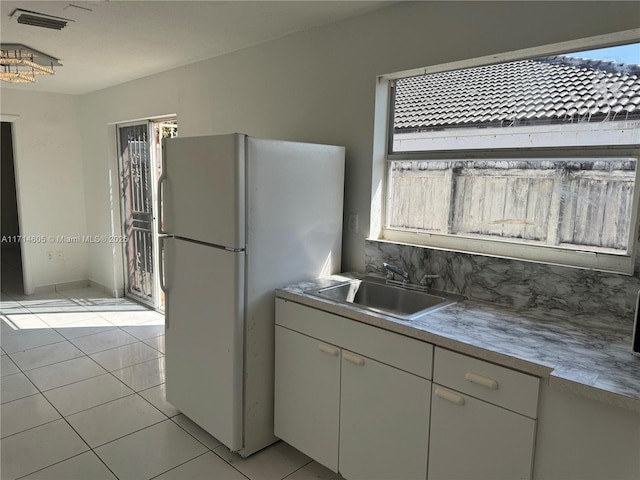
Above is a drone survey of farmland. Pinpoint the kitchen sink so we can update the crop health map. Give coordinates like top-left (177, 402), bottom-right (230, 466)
top-left (306, 276), bottom-right (464, 321)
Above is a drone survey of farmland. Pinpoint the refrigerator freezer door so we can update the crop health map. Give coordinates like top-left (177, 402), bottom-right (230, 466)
top-left (164, 237), bottom-right (244, 451)
top-left (162, 134), bottom-right (245, 249)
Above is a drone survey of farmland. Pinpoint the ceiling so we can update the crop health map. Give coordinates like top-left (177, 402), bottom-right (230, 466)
top-left (0, 1), bottom-right (389, 95)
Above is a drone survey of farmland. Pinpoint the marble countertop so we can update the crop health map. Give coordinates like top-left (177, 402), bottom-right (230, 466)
top-left (276, 274), bottom-right (640, 413)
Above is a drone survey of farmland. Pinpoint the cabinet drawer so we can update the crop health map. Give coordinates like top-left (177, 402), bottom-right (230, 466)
top-left (434, 347), bottom-right (539, 418)
top-left (276, 299), bottom-right (433, 379)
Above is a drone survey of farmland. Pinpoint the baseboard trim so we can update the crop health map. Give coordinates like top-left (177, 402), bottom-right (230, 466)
top-left (88, 280), bottom-right (125, 298)
top-left (33, 279), bottom-right (90, 295)
top-left (31, 279), bottom-right (124, 298)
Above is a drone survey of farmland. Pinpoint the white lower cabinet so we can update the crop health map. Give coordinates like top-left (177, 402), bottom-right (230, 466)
top-left (340, 351), bottom-right (430, 480)
top-left (275, 299), bottom-right (432, 480)
top-left (428, 347), bottom-right (539, 480)
top-left (428, 386), bottom-right (536, 480)
top-left (274, 299), bottom-right (541, 480)
top-left (533, 383), bottom-right (640, 480)
top-left (274, 326), bottom-right (340, 471)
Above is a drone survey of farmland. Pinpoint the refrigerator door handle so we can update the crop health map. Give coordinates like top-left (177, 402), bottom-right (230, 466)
top-left (157, 144), bottom-right (168, 235)
top-left (158, 234), bottom-right (169, 328)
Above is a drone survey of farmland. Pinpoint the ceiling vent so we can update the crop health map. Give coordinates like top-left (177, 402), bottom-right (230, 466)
top-left (10, 9), bottom-right (71, 30)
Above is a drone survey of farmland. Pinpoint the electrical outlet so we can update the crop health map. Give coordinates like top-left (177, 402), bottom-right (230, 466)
top-left (348, 213), bottom-right (359, 234)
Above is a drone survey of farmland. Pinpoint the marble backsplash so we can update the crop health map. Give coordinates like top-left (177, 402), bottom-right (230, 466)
top-left (365, 239), bottom-right (640, 324)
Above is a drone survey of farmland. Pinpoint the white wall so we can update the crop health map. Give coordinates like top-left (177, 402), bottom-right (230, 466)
top-left (80, 1), bottom-right (640, 292)
top-left (3, 1), bottom-right (639, 292)
top-left (0, 90), bottom-right (88, 292)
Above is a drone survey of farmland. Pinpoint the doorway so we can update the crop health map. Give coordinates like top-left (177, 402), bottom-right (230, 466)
top-left (117, 118), bottom-right (177, 310)
top-left (1, 122), bottom-right (24, 296)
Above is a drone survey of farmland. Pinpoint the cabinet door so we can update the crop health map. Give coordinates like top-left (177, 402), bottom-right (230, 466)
top-left (428, 386), bottom-right (536, 480)
top-left (339, 350), bottom-right (431, 480)
top-left (274, 326), bottom-right (341, 472)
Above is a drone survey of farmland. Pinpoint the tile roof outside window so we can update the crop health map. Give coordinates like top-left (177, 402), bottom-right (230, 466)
top-left (393, 56), bottom-right (640, 132)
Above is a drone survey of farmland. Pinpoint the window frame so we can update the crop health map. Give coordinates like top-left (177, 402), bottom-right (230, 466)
top-left (370, 28), bottom-right (640, 274)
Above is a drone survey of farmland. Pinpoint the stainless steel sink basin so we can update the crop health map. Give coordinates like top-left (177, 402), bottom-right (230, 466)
top-left (306, 277), bottom-right (464, 321)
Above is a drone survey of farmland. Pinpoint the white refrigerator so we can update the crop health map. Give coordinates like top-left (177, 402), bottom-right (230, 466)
top-left (158, 133), bottom-right (344, 457)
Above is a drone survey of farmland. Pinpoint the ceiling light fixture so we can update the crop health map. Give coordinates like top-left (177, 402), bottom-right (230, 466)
top-left (0, 44), bottom-right (61, 84)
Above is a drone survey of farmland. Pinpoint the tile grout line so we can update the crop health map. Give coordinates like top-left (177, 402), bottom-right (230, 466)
top-left (49, 351), bottom-right (168, 418)
top-left (0, 416), bottom-right (61, 442)
top-left (12, 451), bottom-right (95, 480)
top-left (84, 413), bottom-right (168, 449)
top-left (40, 410), bottom-right (122, 480)
top-left (5, 348), bottom-right (100, 378)
top-left (12, 386), bottom-right (184, 477)
top-left (2, 328), bottom-right (153, 415)
top-left (146, 451), bottom-right (213, 480)
top-left (5, 357), bottom-right (166, 478)
top-left (280, 459), bottom-right (316, 480)
top-left (6, 332), bottom-right (161, 376)
top-left (165, 414), bottom-right (242, 456)
top-left (1, 389), bottom-right (43, 408)
top-left (49, 320), bottom-right (179, 477)
top-left (0, 290), bottom-right (205, 479)
top-left (47, 389), bottom-right (139, 418)
top-left (208, 447), bottom-right (258, 480)
top-left (2, 314), bottom-right (162, 344)
top-left (1, 345), bottom-right (50, 407)
top-left (8, 354), bottom-right (114, 397)
top-left (77, 363), bottom-right (256, 479)
top-left (1, 354), bottom-right (122, 480)
top-left (2, 338), bottom-right (70, 358)
top-left (1, 291), bottom-right (166, 480)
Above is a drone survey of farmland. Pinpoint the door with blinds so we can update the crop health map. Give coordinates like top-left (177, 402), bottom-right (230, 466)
top-left (118, 119), bottom-right (177, 308)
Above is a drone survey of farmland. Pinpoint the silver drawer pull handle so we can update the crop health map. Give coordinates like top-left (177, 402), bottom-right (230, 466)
top-left (465, 372), bottom-right (499, 390)
top-left (318, 344), bottom-right (339, 356)
top-left (435, 388), bottom-right (465, 406)
top-left (343, 352), bottom-right (365, 366)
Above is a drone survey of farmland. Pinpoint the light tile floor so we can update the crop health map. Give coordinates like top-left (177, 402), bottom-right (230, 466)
top-left (1, 250), bottom-right (342, 480)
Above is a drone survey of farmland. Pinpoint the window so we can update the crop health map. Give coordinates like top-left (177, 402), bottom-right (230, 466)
top-left (374, 33), bottom-right (640, 274)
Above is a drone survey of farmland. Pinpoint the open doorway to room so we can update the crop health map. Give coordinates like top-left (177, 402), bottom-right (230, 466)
top-left (117, 118), bottom-right (178, 310)
top-left (1, 121), bottom-right (24, 296)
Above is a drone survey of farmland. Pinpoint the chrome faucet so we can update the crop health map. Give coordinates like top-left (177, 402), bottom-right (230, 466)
top-left (419, 274), bottom-right (440, 287)
top-left (383, 262), bottom-right (409, 282)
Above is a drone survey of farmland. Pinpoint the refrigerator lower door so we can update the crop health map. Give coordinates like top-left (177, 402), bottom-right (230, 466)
top-left (164, 237), bottom-right (245, 451)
